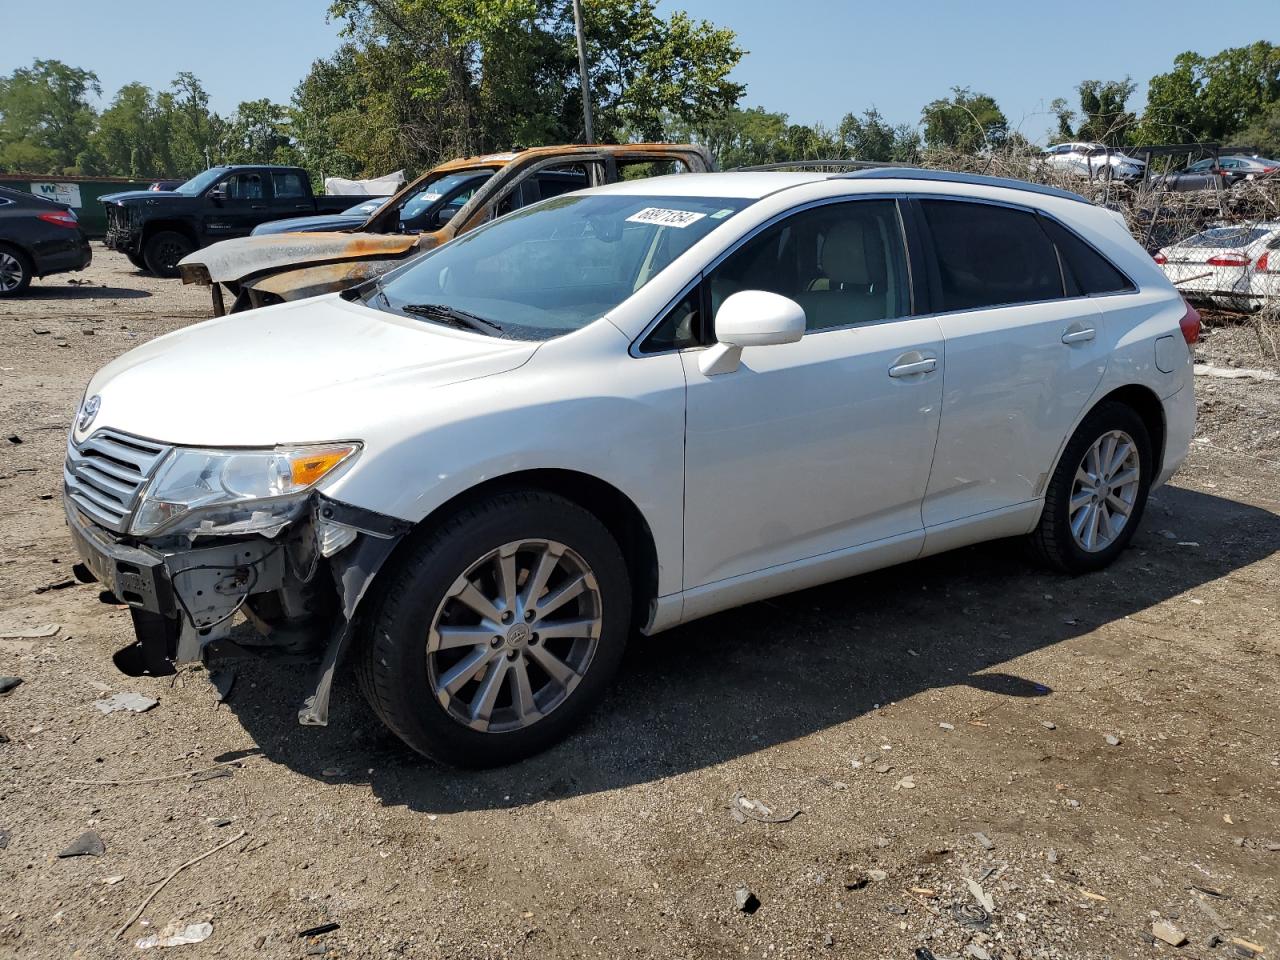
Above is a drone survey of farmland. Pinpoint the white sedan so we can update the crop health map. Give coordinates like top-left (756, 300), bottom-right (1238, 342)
top-left (65, 169), bottom-right (1196, 765)
top-left (1040, 142), bottom-right (1146, 179)
top-left (1156, 223), bottom-right (1280, 311)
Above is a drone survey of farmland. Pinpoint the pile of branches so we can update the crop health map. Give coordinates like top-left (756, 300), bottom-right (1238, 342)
top-left (917, 148), bottom-right (1280, 254)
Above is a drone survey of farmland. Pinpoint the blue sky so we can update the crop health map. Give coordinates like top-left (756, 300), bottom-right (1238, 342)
top-left (3, 0), bottom-right (1276, 145)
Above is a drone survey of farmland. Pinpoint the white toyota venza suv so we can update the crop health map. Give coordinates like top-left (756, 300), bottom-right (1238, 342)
top-left (65, 169), bottom-right (1197, 766)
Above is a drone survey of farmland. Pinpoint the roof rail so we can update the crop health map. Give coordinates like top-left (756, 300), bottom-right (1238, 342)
top-left (731, 159), bottom-right (904, 172)
top-left (837, 167), bottom-right (1092, 205)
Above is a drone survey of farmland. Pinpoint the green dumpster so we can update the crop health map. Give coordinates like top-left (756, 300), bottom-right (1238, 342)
top-left (0, 175), bottom-right (161, 238)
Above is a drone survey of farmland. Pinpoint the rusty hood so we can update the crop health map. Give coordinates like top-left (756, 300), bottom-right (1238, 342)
top-left (179, 231), bottom-right (421, 285)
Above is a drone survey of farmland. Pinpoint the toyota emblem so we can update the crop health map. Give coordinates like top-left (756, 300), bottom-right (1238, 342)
top-left (78, 394), bottom-right (101, 432)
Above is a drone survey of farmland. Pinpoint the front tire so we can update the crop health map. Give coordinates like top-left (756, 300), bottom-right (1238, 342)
top-left (142, 231), bottom-right (193, 278)
top-left (357, 490), bottom-right (631, 767)
top-left (1029, 401), bottom-right (1153, 573)
top-left (125, 250), bottom-right (148, 270)
top-left (0, 245), bottom-right (32, 296)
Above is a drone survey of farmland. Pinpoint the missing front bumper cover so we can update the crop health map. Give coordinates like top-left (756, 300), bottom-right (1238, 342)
top-left (66, 494), bottom-right (411, 727)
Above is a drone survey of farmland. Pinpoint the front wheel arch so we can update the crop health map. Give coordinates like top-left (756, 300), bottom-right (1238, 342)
top-left (372, 469), bottom-right (661, 634)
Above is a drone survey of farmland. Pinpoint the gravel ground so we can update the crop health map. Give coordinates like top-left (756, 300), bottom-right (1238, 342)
top-left (0, 247), bottom-right (1277, 960)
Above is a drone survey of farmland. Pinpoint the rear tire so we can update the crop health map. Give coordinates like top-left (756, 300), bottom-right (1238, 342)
top-left (142, 231), bottom-right (194, 278)
top-left (0, 244), bottom-right (32, 296)
top-left (357, 490), bottom-right (631, 767)
top-left (1028, 401), bottom-right (1153, 573)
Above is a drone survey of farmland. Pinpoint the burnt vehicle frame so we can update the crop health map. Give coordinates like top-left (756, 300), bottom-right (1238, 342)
top-left (178, 143), bottom-right (715, 315)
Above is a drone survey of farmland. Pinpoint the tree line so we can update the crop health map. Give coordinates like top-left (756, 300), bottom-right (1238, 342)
top-left (1, 0), bottom-right (1276, 184)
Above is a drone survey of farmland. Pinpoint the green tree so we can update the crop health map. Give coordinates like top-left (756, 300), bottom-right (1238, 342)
top-left (1138, 42), bottom-right (1280, 143)
top-left (1075, 79), bottom-right (1137, 146)
top-left (166, 72), bottom-right (225, 174)
top-left (920, 87), bottom-right (1007, 153)
top-left (1050, 79), bottom-right (1137, 146)
top-left (0, 59), bottom-right (100, 173)
top-left (91, 82), bottom-right (174, 177)
top-left (1233, 99), bottom-right (1280, 155)
top-left (223, 98), bottom-right (298, 165)
top-left (305, 0), bottom-right (745, 174)
top-left (838, 107), bottom-right (920, 163)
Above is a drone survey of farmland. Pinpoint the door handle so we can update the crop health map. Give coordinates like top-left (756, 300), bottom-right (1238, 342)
top-left (295, 203), bottom-right (311, 210)
top-left (1061, 326), bottom-right (1096, 344)
top-left (250, 204), bottom-right (267, 210)
top-left (888, 357), bottom-right (937, 378)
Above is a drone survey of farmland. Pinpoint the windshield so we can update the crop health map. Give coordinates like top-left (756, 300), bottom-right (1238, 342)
top-left (1184, 227), bottom-right (1270, 249)
top-left (173, 168), bottom-right (227, 196)
top-left (369, 193), bottom-right (752, 340)
top-left (342, 198), bottom-right (388, 216)
top-left (398, 171), bottom-right (494, 228)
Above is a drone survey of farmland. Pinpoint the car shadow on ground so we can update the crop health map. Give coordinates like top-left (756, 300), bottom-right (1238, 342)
top-left (22, 283), bottom-right (150, 300)
top-left (217, 485), bottom-right (1280, 812)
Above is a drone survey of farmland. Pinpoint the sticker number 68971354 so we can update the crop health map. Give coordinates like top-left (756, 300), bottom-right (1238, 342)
top-left (624, 207), bottom-right (707, 228)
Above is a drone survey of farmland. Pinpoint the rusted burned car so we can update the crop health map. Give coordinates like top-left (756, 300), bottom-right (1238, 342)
top-left (178, 144), bottom-right (714, 314)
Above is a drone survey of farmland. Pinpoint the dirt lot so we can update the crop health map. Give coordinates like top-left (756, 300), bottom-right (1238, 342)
top-left (1, 247), bottom-right (1277, 960)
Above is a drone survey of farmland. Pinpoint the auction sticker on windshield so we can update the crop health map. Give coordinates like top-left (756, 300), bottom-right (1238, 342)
top-left (626, 207), bottom-right (707, 228)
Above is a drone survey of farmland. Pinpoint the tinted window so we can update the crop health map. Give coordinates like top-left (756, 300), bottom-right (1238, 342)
top-left (640, 286), bottom-right (701, 354)
top-left (709, 200), bottom-right (909, 333)
top-left (222, 172), bottom-right (265, 201)
top-left (919, 200), bottom-right (1062, 311)
top-left (272, 171), bottom-right (307, 199)
top-left (1039, 218), bottom-right (1133, 295)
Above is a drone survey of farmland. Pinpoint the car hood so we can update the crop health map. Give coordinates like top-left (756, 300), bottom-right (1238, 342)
top-left (179, 231), bottom-right (420, 284)
top-left (251, 215), bottom-right (367, 236)
top-left (100, 190), bottom-right (184, 204)
top-left (79, 295), bottom-right (538, 447)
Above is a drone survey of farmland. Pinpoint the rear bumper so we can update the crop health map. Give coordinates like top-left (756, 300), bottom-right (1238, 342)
top-left (1156, 382), bottom-right (1195, 489)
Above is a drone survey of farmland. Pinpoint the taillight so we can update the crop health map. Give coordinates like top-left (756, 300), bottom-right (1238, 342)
top-left (1257, 251), bottom-right (1270, 272)
top-left (1179, 301), bottom-right (1201, 345)
top-left (1205, 254), bottom-right (1250, 267)
top-left (1153, 253), bottom-right (1168, 265)
top-left (36, 210), bottom-right (78, 228)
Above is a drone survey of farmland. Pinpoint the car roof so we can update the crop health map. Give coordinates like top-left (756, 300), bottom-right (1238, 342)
top-left (582, 168), bottom-right (1092, 205)
top-left (585, 171), bottom-right (826, 199)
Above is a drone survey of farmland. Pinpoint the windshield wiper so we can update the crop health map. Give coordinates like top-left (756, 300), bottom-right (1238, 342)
top-left (397, 303), bottom-right (503, 334)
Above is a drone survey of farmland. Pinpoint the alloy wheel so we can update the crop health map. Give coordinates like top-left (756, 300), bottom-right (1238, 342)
top-left (1069, 429), bottom-right (1140, 553)
top-left (426, 539), bottom-right (603, 733)
top-left (0, 251), bottom-right (24, 292)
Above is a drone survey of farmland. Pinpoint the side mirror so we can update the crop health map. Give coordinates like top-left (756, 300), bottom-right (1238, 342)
top-left (208, 186), bottom-right (227, 203)
top-left (435, 206), bottom-right (458, 227)
top-left (699, 290), bottom-right (805, 376)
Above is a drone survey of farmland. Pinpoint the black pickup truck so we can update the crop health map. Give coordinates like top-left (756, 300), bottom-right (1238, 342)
top-left (102, 165), bottom-right (356, 277)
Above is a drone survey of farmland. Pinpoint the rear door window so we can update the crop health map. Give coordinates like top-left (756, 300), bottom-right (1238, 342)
top-left (919, 200), bottom-right (1063, 311)
top-left (1039, 218), bottom-right (1134, 296)
top-left (272, 171), bottom-right (307, 199)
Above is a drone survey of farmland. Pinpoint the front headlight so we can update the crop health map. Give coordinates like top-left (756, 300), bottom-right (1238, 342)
top-left (131, 443), bottom-right (360, 537)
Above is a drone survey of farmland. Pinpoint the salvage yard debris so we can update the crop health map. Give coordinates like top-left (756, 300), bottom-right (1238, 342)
top-left (93, 692), bottom-right (159, 714)
top-left (58, 830), bottom-right (105, 858)
top-left (115, 830), bottom-right (246, 939)
top-left (730, 791), bottom-right (803, 824)
top-left (135, 920), bottom-right (213, 949)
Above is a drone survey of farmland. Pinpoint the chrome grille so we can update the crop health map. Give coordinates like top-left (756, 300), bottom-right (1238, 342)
top-left (64, 430), bottom-right (170, 532)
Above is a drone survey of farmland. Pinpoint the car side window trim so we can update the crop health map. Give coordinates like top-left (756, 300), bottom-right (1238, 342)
top-left (906, 193), bottom-right (1137, 318)
top-left (630, 194), bottom-right (919, 357)
top-left (1035, 209), bottom-right (1139, 298)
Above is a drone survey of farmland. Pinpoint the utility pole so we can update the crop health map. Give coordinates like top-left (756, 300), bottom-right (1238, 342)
top-left (571, 0), bottom-right (594, 143)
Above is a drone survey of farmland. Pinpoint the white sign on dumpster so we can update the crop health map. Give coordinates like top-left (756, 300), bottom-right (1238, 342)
top-left (30, 182), bottom-right (83, 208)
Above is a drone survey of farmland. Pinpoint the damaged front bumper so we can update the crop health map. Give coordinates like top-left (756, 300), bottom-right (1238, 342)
top-left (64, 494), bottom-right (410, 725)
